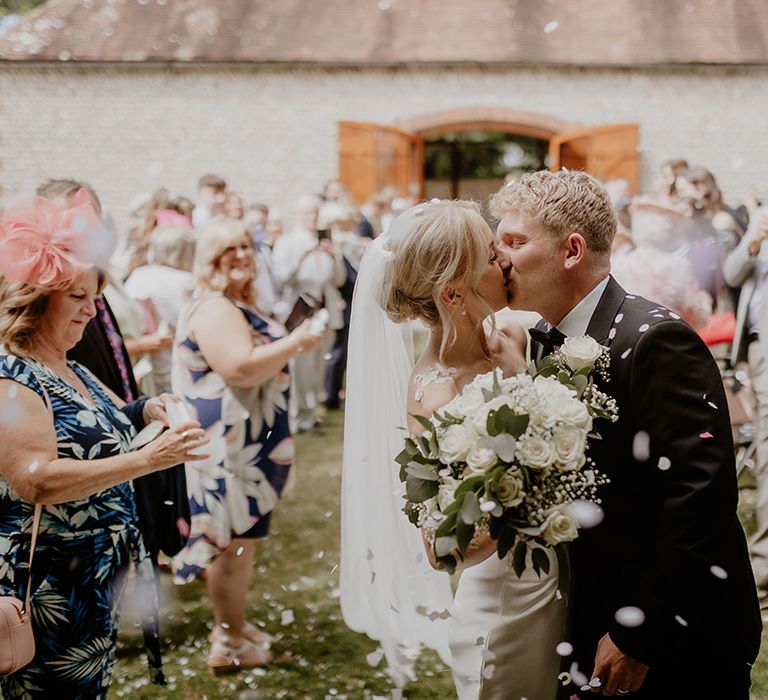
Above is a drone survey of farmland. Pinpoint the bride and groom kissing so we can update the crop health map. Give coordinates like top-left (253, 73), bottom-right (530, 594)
top-left (340, 170), bottom-right (761, 699)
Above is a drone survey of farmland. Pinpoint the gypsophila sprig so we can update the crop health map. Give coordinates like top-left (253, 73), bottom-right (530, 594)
top-left (398, 335), bottom-right (617, 576)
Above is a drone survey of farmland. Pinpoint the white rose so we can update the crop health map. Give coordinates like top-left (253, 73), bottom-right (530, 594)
top-left (552, 426), bottom-right (588, 470)
top-left (548, 393), bottom-right (592, 431)
top-left (437, 423), bottom-right (476, 464)
top-left (466, 395), bottom-right (515, 433)
top-left (469, 370), bottom-right (498, 392)
top-left (465, 444), bottom-right (498, 474)
top-left (437, 476), bottom-right (461, 511)
top-left (541, 507), bottom-right (580, 545)
top-left (494, 469), bottom-right (525, 507)
top-left (457, 384), bottom-right (487, 416)
top-left (562, 336), bottom-right (603, 372)
top-left (516, 434), bottom-right (556, 470)
top-left (440, 394), bottom-right (465, 419)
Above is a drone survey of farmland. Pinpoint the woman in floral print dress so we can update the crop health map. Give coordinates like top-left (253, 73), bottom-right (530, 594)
top-left (0, 193), bottom-right (208, 699)
top-left (170, 216), bottom-right (323, 673)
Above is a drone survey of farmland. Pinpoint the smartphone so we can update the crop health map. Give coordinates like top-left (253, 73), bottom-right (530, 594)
top-left (317, 228), bottom-right (332, 242)
top-left (285, 295), bottom-right (320, 332)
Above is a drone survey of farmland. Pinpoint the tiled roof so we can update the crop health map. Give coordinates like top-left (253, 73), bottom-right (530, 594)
top-left (1, 0), bottom-right (767, 65)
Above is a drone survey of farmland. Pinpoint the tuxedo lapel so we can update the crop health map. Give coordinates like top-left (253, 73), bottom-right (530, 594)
top-left (585, 275), bottom-right (627, 346)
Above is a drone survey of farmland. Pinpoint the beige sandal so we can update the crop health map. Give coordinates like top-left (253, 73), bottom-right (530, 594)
top-left (208, 622), bottom-right (274, 648)
top-left (207, 638), bottom-right (272, 675)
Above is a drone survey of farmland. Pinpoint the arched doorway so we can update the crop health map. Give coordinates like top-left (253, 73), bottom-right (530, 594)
top-left (338, 108), bottom-right (639, 207)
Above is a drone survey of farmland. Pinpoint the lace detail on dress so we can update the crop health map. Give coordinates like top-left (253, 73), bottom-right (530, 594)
top-left (413, 364), bottom-right (458, 402)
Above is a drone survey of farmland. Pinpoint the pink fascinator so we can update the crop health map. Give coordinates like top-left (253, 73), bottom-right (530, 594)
top-left (0, 189), bottom-right (110, 288)
top-left (154, 209), bottom-right (192, 230)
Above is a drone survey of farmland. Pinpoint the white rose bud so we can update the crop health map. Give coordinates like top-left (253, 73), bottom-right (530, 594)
top-left (553, 426), bottom-right (588, 470)
top-left (561, 336), bottom-right (603, 372)
top-left (541, 507), bottom-right (579, 545)
top-left (465, 444), bottom-right (498, 474)
top-left (517, 435), bottom-right (556, 470)
top-left (437, 423), bottom-right (475, 464)
top-left (457, 385), bottom-right (487, 416)
top-left (494, 470), bottom-right (525, 507)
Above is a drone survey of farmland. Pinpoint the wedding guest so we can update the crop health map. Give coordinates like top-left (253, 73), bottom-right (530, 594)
top-left (272, 195), bottom-right (346, 431)
top-left (0, 192), bottom-right (208, 698)
top-left (170, 215), bottom-right (323, 673)
top-left (224, 191), bottom-right (245, 220)
top-left (724, 206), bottom-right (768, 607)
top-left (37, 178), bottom-right (190, 566)
top-left (611, 197), bottom-right (712, 329)
top-left (192, 173), bottom-right (227, 231)
top-left (123, 225), bottom-right (196, 393)
top-left (493, 169), bottom-right (761, 699)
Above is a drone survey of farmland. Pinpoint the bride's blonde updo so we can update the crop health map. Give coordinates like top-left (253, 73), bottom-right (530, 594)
top-left (385, 199), bottom-right (494, 356)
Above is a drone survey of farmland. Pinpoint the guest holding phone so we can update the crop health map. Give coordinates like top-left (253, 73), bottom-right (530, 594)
top-left (170, 216), bottom-right (322, 673)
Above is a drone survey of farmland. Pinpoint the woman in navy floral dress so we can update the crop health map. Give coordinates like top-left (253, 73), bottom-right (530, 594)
top-left (0, 193), bottom-right (209, 699)
top-left (170, 216), bottom-right (323, 673)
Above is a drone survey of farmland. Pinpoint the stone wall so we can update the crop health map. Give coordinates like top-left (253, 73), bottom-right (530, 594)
top-left (1, 63), bottom-right (767, 234)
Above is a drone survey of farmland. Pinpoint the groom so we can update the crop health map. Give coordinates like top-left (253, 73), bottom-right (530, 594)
top-left (491, 170), bottom-right (761, 698)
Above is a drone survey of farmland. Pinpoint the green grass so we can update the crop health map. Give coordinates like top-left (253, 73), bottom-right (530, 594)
top-left (112, 408), bottom-right (454, 699)
top-left (111, 411), bottom-right (768, 699)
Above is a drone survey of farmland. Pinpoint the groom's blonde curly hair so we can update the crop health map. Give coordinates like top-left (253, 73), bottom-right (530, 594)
top-left (490, 169), bottom-right (617, 257)
top-left (385, 199), bottom-right (495, 361)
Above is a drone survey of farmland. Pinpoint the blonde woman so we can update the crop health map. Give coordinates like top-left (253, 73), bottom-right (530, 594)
top-left (341, 200), bottom-right (564, 699)
top-left (170, 215), bottom-right (323, 673)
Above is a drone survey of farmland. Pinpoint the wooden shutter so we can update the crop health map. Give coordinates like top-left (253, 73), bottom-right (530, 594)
top-left (548, 123), bottom-right (640, 193)
top-left (339, 121), bottom-right (424, 205)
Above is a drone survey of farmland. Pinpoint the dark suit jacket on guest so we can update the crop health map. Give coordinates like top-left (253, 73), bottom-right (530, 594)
top-left (539, 277), bottom-right (762, 698)
top-left (68, 299), bottom-right (189, 561)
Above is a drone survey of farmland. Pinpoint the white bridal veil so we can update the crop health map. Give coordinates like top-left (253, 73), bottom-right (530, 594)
top-left (340, 209), bottom-right (454, 688)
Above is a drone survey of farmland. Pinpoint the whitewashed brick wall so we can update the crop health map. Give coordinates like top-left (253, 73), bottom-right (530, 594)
top-left (1, 63), bottom-right (767, 236)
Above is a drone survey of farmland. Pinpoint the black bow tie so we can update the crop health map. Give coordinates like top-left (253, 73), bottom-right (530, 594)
top-left (529, 326), bottom-right (567, 357)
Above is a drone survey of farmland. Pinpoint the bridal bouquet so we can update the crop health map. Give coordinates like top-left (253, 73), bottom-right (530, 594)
top-left (399, 336), bottom-right (618, 575)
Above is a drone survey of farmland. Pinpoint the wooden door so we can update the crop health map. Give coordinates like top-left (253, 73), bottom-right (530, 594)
top-left (548, 123), bottom-right (639, 193)
top-left (339, 121), bottom-right (424, 205)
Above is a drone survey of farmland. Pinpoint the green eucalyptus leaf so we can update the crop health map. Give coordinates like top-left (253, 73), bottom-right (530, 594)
top-left (460, 491), bottom-right (483, 525)
top-left (571, 374), bottom-right (588, 398)
top-left (410, 414), bottom-right (435, 433)
top-left (435, 510), bottom-right (459, 538)
top-left (406, 477), bottom-right (439, 503)
top-left (455, 474), bottom-right (485, 498)
top-left (512, 539), bottom-right (527, 577)
top-left (531, 546), bottom-right (550, 577)
top-left (456, 518), bottom-right (475, 553)
top-left (434, 535), bottom-right (458, 558)
top-left (405, 461), bottom-right (438, 481)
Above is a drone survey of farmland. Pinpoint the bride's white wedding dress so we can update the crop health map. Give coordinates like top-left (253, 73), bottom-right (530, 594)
top-left (341, 218), bottom-right (566, 699)
top-left (450, 547), bottom-right (565, 699)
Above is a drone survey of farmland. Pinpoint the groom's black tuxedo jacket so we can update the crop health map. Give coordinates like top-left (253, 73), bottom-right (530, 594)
top-left (538, 277), bottom-right (762, 688)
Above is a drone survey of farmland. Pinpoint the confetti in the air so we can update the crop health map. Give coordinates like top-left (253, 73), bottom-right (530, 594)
top-left (615, 606), bottom-right (645, 627)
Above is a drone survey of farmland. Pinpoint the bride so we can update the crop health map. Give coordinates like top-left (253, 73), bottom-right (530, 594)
top-left (340, 199), bottom-right (565, 699)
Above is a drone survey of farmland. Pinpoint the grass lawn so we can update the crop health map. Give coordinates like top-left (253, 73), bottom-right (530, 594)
top-left (112, 408), bottom-right (768, 699)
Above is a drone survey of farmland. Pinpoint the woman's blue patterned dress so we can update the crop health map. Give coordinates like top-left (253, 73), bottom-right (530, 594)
top-left (171, 293), bottom-right (295, 583)
top-left (0, 355), bottom-right (161, 699)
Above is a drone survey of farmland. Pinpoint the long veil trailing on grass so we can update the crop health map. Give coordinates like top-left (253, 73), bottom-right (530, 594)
top-left (339, 212), bottom-right (453, 687)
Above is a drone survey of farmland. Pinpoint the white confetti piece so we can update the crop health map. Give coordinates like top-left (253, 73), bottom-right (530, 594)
top-left (366, 649), bottom-right (384, 667)
top-left (556, 642), bottom-right (573, 656)
top-left (589, 678), bottom-right (602, 688)
top-left (280, 609), bottom-right (294, 625)
top-left (236, 546), bottom-right (244, 556)
top-left (8, 385), bottom-right (18, 398)
top-left (708, 401), bottom-right (718, 410)
top-left (543, 20), bottom-right (560, 33)
top-left (608, 328), bottom-right (616, 340)
top-left (480, 500), bottom-right (498, 513)
top-left (615, 606), bottom-right (645, 627)
top-left (710, 565), bottom-right (728, 580)
top-left (669, 312), bottom-right (681, 320)
top-left (482, 664), bottom-right (496, 679)
top-left (657, 456), bottom-right (672, 471)
top-left (638, 323), bottom-right (650, 332)
top-left (614, 313), bottom-right (624, 323)
top-left (632, 431), bottom-right (650, 461)
top-left (621, 348), bottom-right (632, 360)
top-left (28, 461), bottom-right (39, 473)
top-left (626, 294), bottom-right (636, 299)
top-left (674, 615), bottom-right (688, 627)
top-left (567, 500), bottom-right (604, 528)
top-left (163, 500), bottom-right (174, 505)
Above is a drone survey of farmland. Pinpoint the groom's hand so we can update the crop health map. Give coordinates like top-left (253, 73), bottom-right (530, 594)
top-left (590, 633), bottom-right (649, 696)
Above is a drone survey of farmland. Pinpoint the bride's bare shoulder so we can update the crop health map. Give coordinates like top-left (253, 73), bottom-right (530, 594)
top-left (495, 318), bottom-right (528, 352)
top-left (406, 363), bottom-right (458, 433)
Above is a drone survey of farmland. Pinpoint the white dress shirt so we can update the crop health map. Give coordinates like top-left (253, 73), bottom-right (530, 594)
top-left (552, 276), bottom-right (611, 337)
